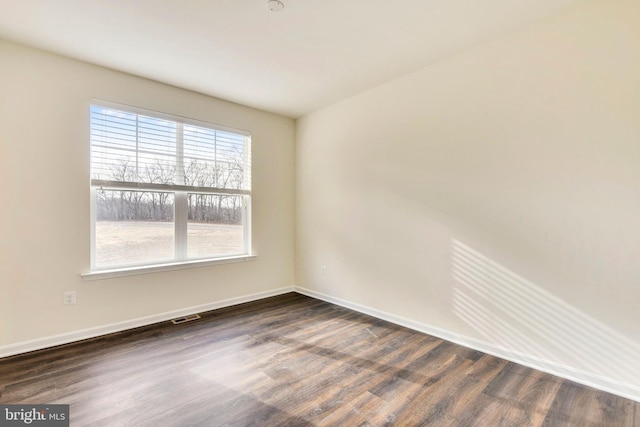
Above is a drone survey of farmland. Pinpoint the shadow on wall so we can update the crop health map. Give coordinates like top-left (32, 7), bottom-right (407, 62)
top-left (451, 239), bottom-right (640, 384)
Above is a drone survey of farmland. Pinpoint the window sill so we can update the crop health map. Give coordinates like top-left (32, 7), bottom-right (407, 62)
top-left (81, 255), bottom-right (257, 281)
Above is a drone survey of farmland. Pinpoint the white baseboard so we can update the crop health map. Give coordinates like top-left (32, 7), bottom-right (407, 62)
top-left (0, 286), bottom-right (294, 359)
top-left (294, 286), bottom-right (640, 403)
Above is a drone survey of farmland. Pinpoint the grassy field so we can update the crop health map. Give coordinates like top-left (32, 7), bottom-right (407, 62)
top-left (95, 220), bottom-right (243, 267)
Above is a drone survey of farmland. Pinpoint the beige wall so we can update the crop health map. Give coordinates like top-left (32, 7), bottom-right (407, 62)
top-left (0, 40), bottom-right (295, 347)
top-left (296, 0), bottom-right (640, 392)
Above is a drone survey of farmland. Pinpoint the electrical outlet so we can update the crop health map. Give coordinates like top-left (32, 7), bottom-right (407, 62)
top-left (64, 291), bottom-right (76, 305)
top-left (321, 265), bottom-right (326, 276)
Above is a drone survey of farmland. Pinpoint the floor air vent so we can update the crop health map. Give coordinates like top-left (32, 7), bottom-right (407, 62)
top-left (171, 314), bottom-right (201, 325)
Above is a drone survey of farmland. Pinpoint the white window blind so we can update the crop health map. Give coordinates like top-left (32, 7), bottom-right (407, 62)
top-left (90, 104), bottom-right (251, 194)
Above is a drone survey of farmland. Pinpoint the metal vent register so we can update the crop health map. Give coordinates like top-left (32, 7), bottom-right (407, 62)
top-left (170, 314), bottom-right (201, 325)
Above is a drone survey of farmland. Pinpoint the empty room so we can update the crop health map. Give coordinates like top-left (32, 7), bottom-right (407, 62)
top-left (1, 0), bottom-right (639, 425)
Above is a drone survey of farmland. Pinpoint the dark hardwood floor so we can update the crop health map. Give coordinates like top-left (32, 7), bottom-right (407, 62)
top-left (1, 292), bottom-right (638, 426)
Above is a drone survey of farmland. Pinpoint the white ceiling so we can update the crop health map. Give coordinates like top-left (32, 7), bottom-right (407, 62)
top-left (0, 0), bottom-right (586, 118)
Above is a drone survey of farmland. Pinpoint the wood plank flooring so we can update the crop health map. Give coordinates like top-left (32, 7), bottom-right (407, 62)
top-left (1, 293), bottom-right (638, 426)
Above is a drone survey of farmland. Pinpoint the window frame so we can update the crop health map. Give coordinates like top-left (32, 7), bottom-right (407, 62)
top-left (87, 100), bottom-right (252, 276)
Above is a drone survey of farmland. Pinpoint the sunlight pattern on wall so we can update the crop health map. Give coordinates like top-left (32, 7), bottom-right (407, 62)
top-left (451, 239), bottom-right (640, 385)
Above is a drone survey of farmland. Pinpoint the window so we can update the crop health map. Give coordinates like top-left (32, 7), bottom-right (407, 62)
top-left (89, 101), bottom-right (251, 271)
